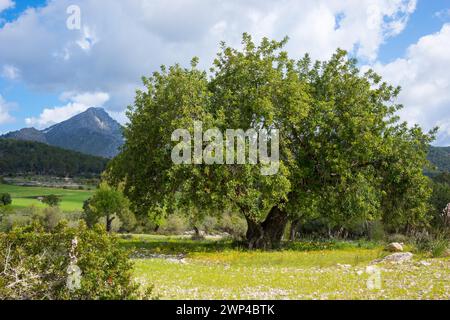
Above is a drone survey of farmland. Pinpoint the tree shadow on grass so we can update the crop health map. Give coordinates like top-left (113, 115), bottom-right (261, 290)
top-left (119, 235), bottom-right (382, 255)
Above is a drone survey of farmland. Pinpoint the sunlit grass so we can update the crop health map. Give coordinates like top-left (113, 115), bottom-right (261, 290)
top-left (0, 184), bottom-right (94, 212)
top-left (129, 236), bottom-right (450, 300)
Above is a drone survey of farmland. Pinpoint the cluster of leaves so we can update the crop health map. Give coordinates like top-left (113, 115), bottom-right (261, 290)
top-left (0, 222), bottom-right (151, 300)
top-left (107, 34), bottom-right (435, 247)
top-left (0, 139), bottom-right (108, 178)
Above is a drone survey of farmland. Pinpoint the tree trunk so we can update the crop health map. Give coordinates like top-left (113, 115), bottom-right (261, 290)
top-left (192, 226), bottom-right (204, 240)
top-left (245, 216), bottom-right (265, 250)
top-left (289, 219), bottom-right (301, 241)
top-left (193, 226), bottom-right (200, 237)
top-left (106, 215), bottom-right (115, 233)
top-left (245, 206), bottom-right (289, 250)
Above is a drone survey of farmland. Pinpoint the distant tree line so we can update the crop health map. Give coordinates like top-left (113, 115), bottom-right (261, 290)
top-left (0, 139), bottom-right (108, 178)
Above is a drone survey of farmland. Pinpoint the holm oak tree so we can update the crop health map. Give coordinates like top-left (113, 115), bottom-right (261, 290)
top-left (107, 34), bottom-right (435, 249)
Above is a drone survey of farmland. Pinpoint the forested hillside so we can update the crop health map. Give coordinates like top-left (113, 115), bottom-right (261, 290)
top-left (428, 146), bottom-right (450, 173)
top-left (0, 139), bottom-right (108, 177)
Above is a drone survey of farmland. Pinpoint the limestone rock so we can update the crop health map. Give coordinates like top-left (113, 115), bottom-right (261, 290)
top-left (372, 252), bottom-right (413, 264)
top-left (386, 242), bottom-right (404, 252)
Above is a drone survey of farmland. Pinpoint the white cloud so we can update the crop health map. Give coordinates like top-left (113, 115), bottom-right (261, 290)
top-left (373, 24), bottom-right (450, 146)
top-left (76, 25), bottom-right (99, 52)
top-left (0, 94), bottom-right (14, 124)
top-left (0, 0), bottom-right (416, 113)
top-left (1, 64), bottom-right (20, 79)
top-left (25, 91), bottom-right (110, 128)
top-left (435, 9), bottom-right (450, 20)
top-left (0, 0), bottom-right (14, 13)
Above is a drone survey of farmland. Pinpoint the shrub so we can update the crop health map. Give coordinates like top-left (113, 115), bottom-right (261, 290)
top-left (217, 212), bottom-right (247, 240)
top-left (133, 216), bottom-right (162, 234)
top-left (201, 216), bottom-right (218, 235)
top-left (32, 207), bottom-right (63, 231)
top-left (0, 193), bottom-right (12, 206)
top-left (159, 214), bottom-right (189, 235)
top-left (0, 222), bottom-right (152, 300)
top-left (412, 232), bottom-right (449, 258)
top-left (0, 214), bottom-right (31, 233)
top-left (42, 194), bottom-right (61, 207)
top-left (118, 208), bottom-right (137, 233)
top-left (430, 239), bottom-right (449, 258)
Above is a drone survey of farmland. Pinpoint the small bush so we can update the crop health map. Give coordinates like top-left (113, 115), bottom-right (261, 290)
top-left (430, 239), bottom-right (449, 258)
top-left (133, 216), bottom-right (160, 234)
top-left (1, 206), bottom-right (40, 226)
top-left (201, 216), bottom-right (218, 235)
top-left (0, 222), bottom-right (152, 300)
top-left (217, 213), bottom-right (247, 240)
top-left (159, 215), bottom-right (189, 235)
top-left (0, 193), bottom-right (12, 206)
top-left (42, 195), bottom-right (61, 207)
top-left (0, 214), bottom-right (31, 233)
top-left (32, 207), bottom-right (63, 231)
top-left (118, 209), bottom-right (137, 233)
top-left (412, 232), bottom-right (449, 258)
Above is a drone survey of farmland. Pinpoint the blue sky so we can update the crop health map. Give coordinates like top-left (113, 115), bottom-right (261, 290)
top-left (1, 0), bottom-right (450, 145)
top-left (377, 0), bottom-right (450, 62)
top-left (0, 0), bottom-right (46, 22)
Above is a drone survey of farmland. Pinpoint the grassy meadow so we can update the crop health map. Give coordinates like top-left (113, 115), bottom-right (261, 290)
top-left (124, 235), bottom-right (450, 300)
top-left (0, 184), bottom-right (94, 212)
top-left (1, 184), bottom-right (449, 300)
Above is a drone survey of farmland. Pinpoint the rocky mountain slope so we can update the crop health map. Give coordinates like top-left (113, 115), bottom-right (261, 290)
top-left (2, 108), bottom-right (124, 158)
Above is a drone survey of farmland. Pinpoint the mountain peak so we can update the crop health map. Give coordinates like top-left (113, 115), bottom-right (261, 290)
top-left (46, 107), bottom-right (121, 134)
top-left (85, 107), bottom-right (110, 116)
top-left (2, 108), bottom-right (124, 158)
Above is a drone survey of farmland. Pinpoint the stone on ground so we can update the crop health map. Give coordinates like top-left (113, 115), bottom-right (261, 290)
top-left (372, 252), bottom-right (413, 264)
top-left (385, 242), bottom-right (404, 252)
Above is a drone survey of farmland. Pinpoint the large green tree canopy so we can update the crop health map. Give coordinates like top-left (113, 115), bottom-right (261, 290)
top-left (107, 34), bottom-right (435, 249)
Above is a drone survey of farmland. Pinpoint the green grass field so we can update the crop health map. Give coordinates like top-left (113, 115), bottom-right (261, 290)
top-left (124, 235), bottom-right (450, 300)
top-left (0, 184), bottom-right (94, 212)
top-left (1, 184), bottom-right (448, 300)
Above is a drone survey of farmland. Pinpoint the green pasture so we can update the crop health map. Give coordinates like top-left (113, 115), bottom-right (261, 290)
top-left (0, 184), bottom-right (94, 212)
